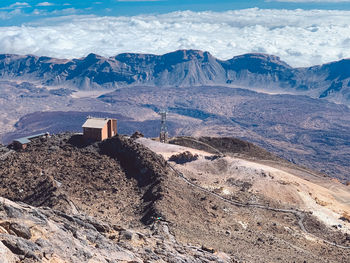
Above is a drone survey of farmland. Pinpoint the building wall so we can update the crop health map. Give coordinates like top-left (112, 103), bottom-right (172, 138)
top-left (111, 119), bottom-right (117, 136)
top-left (101, 124), bottom-right (108, 141)
top-left (107, 119), bottom-right (118, 138)
top-left (83, 127), bottom-right (103, 141)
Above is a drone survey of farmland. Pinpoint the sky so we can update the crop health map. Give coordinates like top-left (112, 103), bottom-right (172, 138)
top-left (0, 0), bottom-right (350, 67)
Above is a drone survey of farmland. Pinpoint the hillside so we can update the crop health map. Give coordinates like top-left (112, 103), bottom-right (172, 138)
top-left (1, 83), bottom-right (349, 181)
top-left (0, 133), bottom-right (350, 262)
top-left (0, 50), bottom-right (349, 104)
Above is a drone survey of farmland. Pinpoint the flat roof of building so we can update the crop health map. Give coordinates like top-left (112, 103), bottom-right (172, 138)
top-left (13, 138), bottom-right (30, 144)
top-left (82, 118), bottom-right (109, 129)
top-left (13, 133), bottom-right (46, 145)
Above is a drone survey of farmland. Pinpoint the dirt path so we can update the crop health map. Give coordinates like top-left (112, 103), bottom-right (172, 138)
top-left (168, 162), bottom-right (350, 249)
top-left (157, 137), bottom-right (350, 250)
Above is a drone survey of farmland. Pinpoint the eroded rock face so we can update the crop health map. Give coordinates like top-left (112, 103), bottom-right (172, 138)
top-left (0, 197), bottom-right (131, 262)
top-left (0, 197), bottom-right (231, 263)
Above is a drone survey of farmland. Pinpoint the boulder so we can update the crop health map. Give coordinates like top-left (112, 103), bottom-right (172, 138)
top-left (169, 151), bottom-right (199, 164)
top-left (131, 131), bottom-right (144, 139)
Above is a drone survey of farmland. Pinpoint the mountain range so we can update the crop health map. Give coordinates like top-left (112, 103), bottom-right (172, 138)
top-left (0, 50), bottom-right (349, 104)
top-left (0, 50), bottom-right (349, 180)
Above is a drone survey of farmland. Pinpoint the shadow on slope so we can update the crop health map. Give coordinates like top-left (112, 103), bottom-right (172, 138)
top-left (0, 133), bottom-right (171, 226)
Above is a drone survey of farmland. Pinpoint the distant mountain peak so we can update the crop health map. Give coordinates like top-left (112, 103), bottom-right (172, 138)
top-left (162, 49), bottom-right (213, 61)
top-left (0, 49), bottom-right (349, 104)
top-left (229, 53), bottom-right (292, 68)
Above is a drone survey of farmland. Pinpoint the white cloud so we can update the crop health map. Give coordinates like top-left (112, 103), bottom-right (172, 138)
top-left (30, 7), bottom-right (77, 16)
top-left (32, 9), bottom-right (43, 15)
top-left (0, 9), bottom-right (22, 19)
top-left (0, 2), bottom-right (30, 18)
top-left (51, 8), bottom-right (78, 15)
top-left (0, 9), bottom-right (349, 67)
top-left (9, 2), bottom-right (30, 8)
top-left (0, 2), bottom-right (30, 10)
top-left (36, 2), bottom-right (54, 7)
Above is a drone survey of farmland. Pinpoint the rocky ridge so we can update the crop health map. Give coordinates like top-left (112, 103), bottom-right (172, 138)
top-left (0, 50), bottom-right (349, 104)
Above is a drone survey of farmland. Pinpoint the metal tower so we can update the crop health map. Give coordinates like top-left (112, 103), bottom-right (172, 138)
top-left (159, 110), bottom-right (168, 143)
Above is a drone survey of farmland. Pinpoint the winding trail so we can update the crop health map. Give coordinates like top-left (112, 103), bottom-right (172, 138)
top-left (165, 137), bottom-right (350, 250)
top-left (172, 136), bottom-right (224, 156)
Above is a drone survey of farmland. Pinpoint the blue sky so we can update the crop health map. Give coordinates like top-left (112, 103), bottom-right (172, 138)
top-left (1, 0), bottom-right (350, 25)
top-left (0, 1), bottom-right (349, 66)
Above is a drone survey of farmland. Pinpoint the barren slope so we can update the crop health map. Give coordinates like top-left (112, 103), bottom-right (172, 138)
top-left (139, 137), bottom-right (350, 262)
top-left (0, 134), bottom-right (350, 262)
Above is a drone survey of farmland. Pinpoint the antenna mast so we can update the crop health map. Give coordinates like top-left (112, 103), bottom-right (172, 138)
top-left (159, 110), bottom-right (168, 143)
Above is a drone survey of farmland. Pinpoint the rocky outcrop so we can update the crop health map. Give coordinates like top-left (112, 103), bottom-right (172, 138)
top-left (130, 131), bottom-right (144, 139)
top-left (0, 196), bottom-right (138, 263)
top-left (0, 196), bottom-right (232, 263)
top-left (169, 151), bottom-right (199, 164)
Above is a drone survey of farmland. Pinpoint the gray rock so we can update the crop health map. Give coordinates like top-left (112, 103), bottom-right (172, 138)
top-left (119, 230), bottom-right (135, 241)
top-left (9, 223), bottom-right (31, 239)
top-left (3, 205), bottom-right (23, 219)
top-left (0, 195), bottom-right (233, 263)
top-left (0, 234), bottom-right (41, 260)
top-left (0, 241), bottom-right (19, 263)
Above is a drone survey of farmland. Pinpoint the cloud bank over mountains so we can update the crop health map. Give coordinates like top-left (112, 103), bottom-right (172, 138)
top-left (0, 8), bottom-right (349, 67)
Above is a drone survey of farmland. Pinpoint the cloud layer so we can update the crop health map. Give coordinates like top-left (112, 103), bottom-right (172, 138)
top-left (0, 8), bottom-right (349, 67)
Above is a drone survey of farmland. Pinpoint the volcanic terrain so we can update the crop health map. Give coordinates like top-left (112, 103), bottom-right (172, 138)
top-left (0, 133), bottom-right (350, 262)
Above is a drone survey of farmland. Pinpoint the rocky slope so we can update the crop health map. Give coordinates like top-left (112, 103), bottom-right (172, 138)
top-left (0, 195), bottom-right (234, 263)
top-left (0, 50), bottom-right (349, 104)
top-left (0, 133), bottom-right (231, 262)
top-left (1, 133), bottom-right (350, 262)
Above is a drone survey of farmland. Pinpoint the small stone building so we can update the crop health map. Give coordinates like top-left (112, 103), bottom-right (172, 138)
top-left (12, 133), bottom-right (48, 150)
top-left (82, 117), bottom-right (117, 141)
